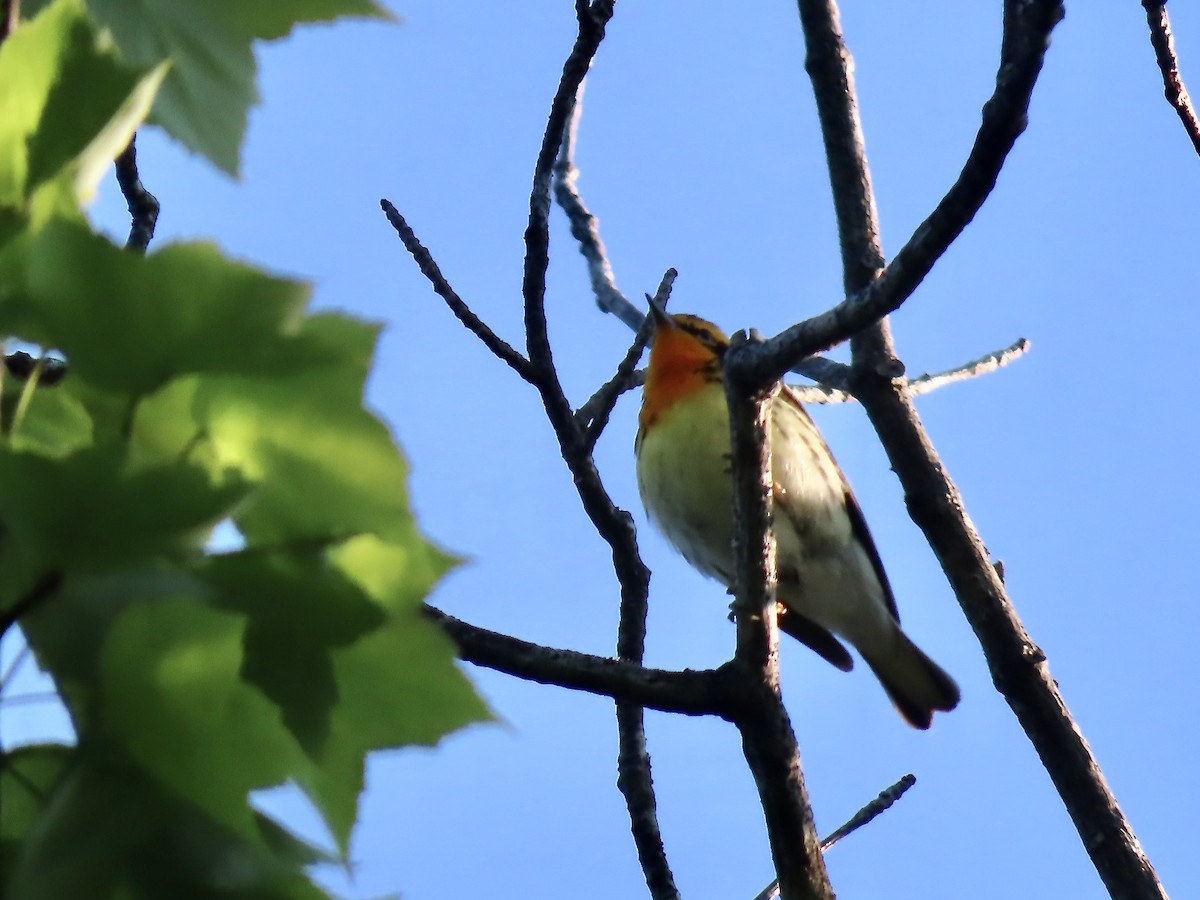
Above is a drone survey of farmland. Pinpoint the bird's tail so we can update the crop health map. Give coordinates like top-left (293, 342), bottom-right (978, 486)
top-left (862, 629), bottom-right (960, 730)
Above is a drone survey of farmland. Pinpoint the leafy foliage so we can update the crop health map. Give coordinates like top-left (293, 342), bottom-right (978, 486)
top-left (21, 0), bottom-right (394, 175)
top-left (0, 1), bottom-right (487, 897)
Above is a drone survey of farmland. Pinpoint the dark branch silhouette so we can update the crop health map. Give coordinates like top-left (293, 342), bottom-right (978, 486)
top-left (785, 1), bottom-right (1166, 898)
top-left (725, 0), bottom-right (1065, 394)
top-left (578, 272), bottom-right (673, 450)
top-left (114, 135), bottom-right (159, 253)
top-left (1143, 1), bottom-right (1200, 156)
top-left (381, 200), bottom-right (539, 385)
top-left (754, 773), bottom-right (918, 900)
top-left (725, 329), bottom-right (831, 899)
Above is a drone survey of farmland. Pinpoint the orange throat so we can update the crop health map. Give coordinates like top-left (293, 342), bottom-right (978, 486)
top-left (639, 326), bottom-right (720, 431)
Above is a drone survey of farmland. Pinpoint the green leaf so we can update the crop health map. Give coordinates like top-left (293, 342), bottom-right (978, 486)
top-left (194, 533), bottom-right (482, 852)
top-left (99, 598), bottom-right (314, 841)
top-left (0, 445), bottom-right (248, 578)
top-left (308, 611), bottom-right (491, 850)
top-left (5, 385), bottom-right (94, 457)
top-left (217, 376), bottom-right (412, 545)
top-left (3, 219), bottom-right (311, 396)
top-left (80, 0), bottom-right (394, 175)
top-left (126, 314), bottom-right (409, 546)
top-left (18, 567), bottom-right (208, 726)
top-left (328, 531), bottom-right (459, 617)
top-left (6, 745), bottom-right (335, 899)
top-left (0, 743), bottom-right (72, 876)
top-left (197, 549), bottom-right (386, 757)
top-left (0, 0), bottom-right (165, 211)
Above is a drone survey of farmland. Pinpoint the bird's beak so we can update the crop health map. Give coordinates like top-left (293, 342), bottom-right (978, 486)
top-left (646, 295), bottom-right (673, 332)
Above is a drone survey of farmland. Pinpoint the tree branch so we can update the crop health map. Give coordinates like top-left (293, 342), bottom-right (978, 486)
top-left (114, 135), bottom-right (159, 253)
top-left (523, 0), bottom-right (614, 382)
top-left (789, 336), bottom-right (1030, 404)
top-left (380, 199), bottom-right (539, 385)
top-left (752, 774), bottom-right (918, 900)
top-left (550, 65), bottom-right (849, 394)
top-left (0, 573), bottom-right (63, 644)
top-left (522, 5), bottom-right (681, 896)
top-left (725, 0), bottom-right (1063, 394)
top-left (1143, 1), bottom-right (1200, 157)
top-left (553, 78), bottom-right (645, 333)
top-left (855, 378), bottom-right (1168, 899)
top-left (577, 271), bottom-right (674, 450)
top-left (788, 1), bottom-right (1164, 896)
top-left (724, 331), bottom-right (831, 900)
top-left (426, 606), bottom-right (727, 717)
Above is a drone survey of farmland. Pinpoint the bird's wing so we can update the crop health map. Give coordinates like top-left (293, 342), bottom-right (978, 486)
top-left (778, 384), bottom-right (902, 623)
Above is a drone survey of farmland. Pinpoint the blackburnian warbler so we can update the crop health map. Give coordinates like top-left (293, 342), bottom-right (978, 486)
top-left (635, 307), bottom-right (960, 728)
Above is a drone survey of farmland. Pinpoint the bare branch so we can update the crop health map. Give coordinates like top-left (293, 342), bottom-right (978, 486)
top-left (724, 331), bottom-right (831, 900)
top-left (753, 774), bottom-right (918, 900)
top-left (578, 270), bottom-right (675, 449)
top-left (379, 199), bottom-right (539, 385)
top-left (114, 135), bottom-right (159, 253)
top-left (523, 0), bottom-right (615, 382)
top-left (1143, 1), bottom-right (1200, 156)
top-left (857, 380), bottom-right (1168, 899)
top-left (426, 605), bottom-right (726, 717)
top-left (552, 62), bottom-right (853, 398)
top-left (789, 0), bottom-right (1162, 895)
top-left (857, 0), bottom-right (1063, 351)
top-left (615, 700), bottom-right (679, 900)
top-left (906, 337), bottom-right (1029, 397)
top-left (577, 367), bottom-right (644, 429)
top-left (0, 573), bottom-right (63, 644)
top-left (1, 0), bottom-right (18, 43)
top-left (725, 0), bottom-right (1063, 394)
top-left (790, 336), bottom-right (1030, 404)
top-left (787, 0), bottom-right (1163, 896)
top-left (553, 80), bottom-right (645, 332)
top-left (819, 772), bottom-right (916, 852)
top-left (521, 7), bottom-right (681, 895)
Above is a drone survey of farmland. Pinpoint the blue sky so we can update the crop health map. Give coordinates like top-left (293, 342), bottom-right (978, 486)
top-left (6, 1), bottom-right (1199, 897)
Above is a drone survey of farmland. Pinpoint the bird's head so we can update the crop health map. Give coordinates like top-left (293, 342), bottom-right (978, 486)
top-left (639, 304), bottom-right (730, 429)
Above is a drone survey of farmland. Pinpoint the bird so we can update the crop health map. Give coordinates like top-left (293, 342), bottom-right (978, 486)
top-left (634, 305), bottom-right (960, 728)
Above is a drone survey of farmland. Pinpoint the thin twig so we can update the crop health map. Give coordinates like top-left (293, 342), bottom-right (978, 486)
top-left (380, 199), bottom-right (539, 385)
top-left (553, 79), bottom-right (645, 332)
top-left (550, 56), bottom-right (853, 397)
top-left (789, 336), bottom-right (1030, 404)
top-left (114, 135), bottom-right (159, 253)
top-left (0, 691), bottom-right (61, 707)
top-left (0, 573), bottom-right (63, 644)
top-left (906, 337), bottom-right (1029, 397)
top-left (753, 774), bottom-right (918, 900)
top-left (579, 271), bottom-right (675, 449)
top-left (577, 367), bottom-right (645, 428)
top-left (523, 0), bottom-right (614, 382)
top-left (580, 314), bottom-right (652, 450)
top-left (819, 772), bottom-right (916, 852)
top-left (0, 644), bottom-right (29, 692)
top-left (1143, 1), bottom-right (1200, 157)
top-left (854, 0), bottom-right (1063, 358)
top-left (724, 331), bottom-right (831, 900)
